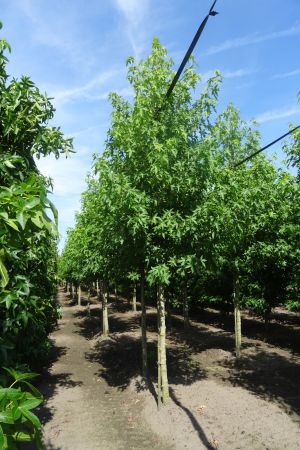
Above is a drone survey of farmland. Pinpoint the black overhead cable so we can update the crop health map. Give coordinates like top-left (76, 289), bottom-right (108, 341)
top-left (157, 0), bottom-right (298, 167)
top-left (164, 0), bottom-right (218, 102)
top-left (234, 125), bottom-right (300, 168)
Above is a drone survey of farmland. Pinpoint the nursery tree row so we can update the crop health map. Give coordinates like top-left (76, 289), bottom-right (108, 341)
top-left (59, 39), bottom-right (300, 405)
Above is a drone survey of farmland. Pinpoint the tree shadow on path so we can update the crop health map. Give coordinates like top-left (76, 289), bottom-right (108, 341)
top-left (191, 307), bottom-right (300, 355)
top-left (20, 344), bottom-right (82, 450)
top-left (84, 329), bottom-right (206, 393)
top-left (74, 305), bottom-right (140, 339)
top-left (220, 350), bottom-right (300, 421)
top-left (76, 297), bottom-right (300, 426)
top-left (169, 387), bottom-right (216, 450)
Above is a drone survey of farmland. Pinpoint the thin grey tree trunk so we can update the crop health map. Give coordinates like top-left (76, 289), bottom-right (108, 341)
top-left (183, 285), bottom-right (190, 330)
top-left (132, 283), bottom-right (137, 311)
top-left (140, 273), bottom-right (148, 379)
top-left (157, 312), bottom-right (162, 410)
top-left (101, 282), bottom-right (109, 336)
top-left (87, 286), bottom-right (91, 317)
top-left (233, 275), bottom-right (241, 357)
top-left (78, 285), bottom-right (81, 306)
top-left (157, 284), bottom-right (169, 405)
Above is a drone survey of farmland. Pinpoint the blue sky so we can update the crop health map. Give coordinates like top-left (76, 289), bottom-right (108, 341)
top-left (1, 0), bottom-right (300, 250)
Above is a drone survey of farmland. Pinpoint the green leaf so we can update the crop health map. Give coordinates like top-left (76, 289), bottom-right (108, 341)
top-left (48, 199), bottom-right (58, 223)
top-left (22, 381), bottom-right (43, 400)
top-left (24, 198), bottom-right (40, 210)
top-left (20, 396), bottom-right (42, 410)
top-left (0, 212), bottom-right (8, 220)
top-left (5, 219), bottom-right (19, 231)
top-left (4, 160), bottom-right (15, 169)
top-left (13, 430), bottom-right (32, 442)
top-left (0, 424), bottom-right (4, 448)
top-left (0, 388), bottom-right (22, 401)
top-left (0, 258), bottom-right (9, 289)
top-left (31, 214), bottom-right (44, 229)
top-left (18, 407), bottom-right (42, 429)
top-left (0, 411), bottom-right (14, 424)
top-left (16, 212), bottom-right (27, 230)
top-left (4, 368), bottom-right (39, 382)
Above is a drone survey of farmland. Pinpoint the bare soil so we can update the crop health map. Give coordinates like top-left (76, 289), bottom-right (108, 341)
top-left (32, 289), bottom-right (300, 449)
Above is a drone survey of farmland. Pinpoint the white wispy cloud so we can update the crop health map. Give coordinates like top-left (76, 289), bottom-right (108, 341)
top-left (205, 22), bottom-right (300, 55)
top-left (36, 152), bottom-right (90, 197)
top-left (272, 68), bottom-right (300, 79)
top-left (51, 70), bottom-right (120, 105)
top-left (84, 86), bottom-right (134, 102)
top-left (19, 0), bottom-right (97, 69)
top-left (255, 105), bottom-right (300, 124)
top-left (114, 0), bottom-right (149, 57)
top-left (115, 0), bottom-right (149, 27)
top-left (201, 68), bottom-right (255, 83)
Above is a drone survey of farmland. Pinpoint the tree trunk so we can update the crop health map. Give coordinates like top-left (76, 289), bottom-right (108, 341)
top-left (87, 287), bottom-right (91, 317)
top-left (101, 282), bottom-right (109, 336)
top-left (157, 284), bottom-right (169, 405)
top-left (140, 273), bottom-right (148, 379)
top-left (233, 275), bottom-right (241, 357)
top-left (183, 285), bottom-right (190, 330)
top-left (157, 309), bottom-right (162, 410)
top-left (78, 285), bottom-right (81, 306)
top-left (96, 279), bottom-right (100, 297)
top-left (72, 283), bottom-right (76, 300)
top-left (132, 283), bottom-right (137, 311)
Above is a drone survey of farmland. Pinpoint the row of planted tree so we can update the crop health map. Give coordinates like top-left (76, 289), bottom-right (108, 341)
top-left (59, 39), bottom-right (300, 407)
top-left (0, 29), bottom-right (72, 448)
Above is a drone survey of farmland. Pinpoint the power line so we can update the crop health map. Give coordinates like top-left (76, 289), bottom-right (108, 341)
top-left (158, 0), bottom-right (299, 168)
top-left (164, 0), bottom-right (218, 102)
top-left (234, 125), bottom-right (300, 168)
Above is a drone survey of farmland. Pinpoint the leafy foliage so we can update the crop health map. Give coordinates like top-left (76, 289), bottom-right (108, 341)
top-left (60, 39), bottom-right (299, 374)
top-left (0, 31), bottom-right (73, 365)
top-left (0, 368), bottom-right (43, 449)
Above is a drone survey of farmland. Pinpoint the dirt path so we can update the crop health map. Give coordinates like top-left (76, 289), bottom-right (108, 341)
top-left (38, 290), bottom-right (170, 450)
top-left (35, 289), bottom-right (300, 450)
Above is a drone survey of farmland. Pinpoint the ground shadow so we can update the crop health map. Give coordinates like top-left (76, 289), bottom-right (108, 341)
top-left (169, 387), bottom-right (216, 450)
top-left (191, 307), bottom-right (300, 355)
top-left (74, 306), bottom-right (140, 339)
top-left (147, 311), bottom-right (253, 356)
top-left (220, 350), bottom-right (300, 420)
top-left (73, 292), bottom-right (300, 425)
top-left (85, 332), bottom-right (205, 392)
top-left (21, 440), bottom-right (62, 450)
top-left (20, 344), bottom-right (78, 450)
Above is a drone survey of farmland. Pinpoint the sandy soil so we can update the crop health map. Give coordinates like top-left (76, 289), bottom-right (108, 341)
top-left (29, 289), bottom-right (300, 450)
top-left (30, 290), bottom-right (171, 450)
